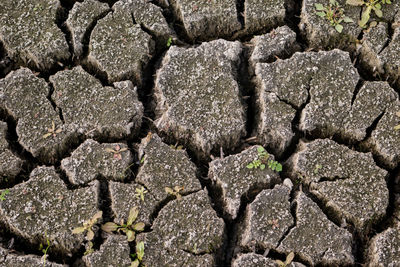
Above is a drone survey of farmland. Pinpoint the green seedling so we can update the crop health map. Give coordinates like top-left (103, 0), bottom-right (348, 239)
top-left (72, 211), bottom-right (103, 241)
top-left (346, 0), bottom-right (391, 28)
top-left (165, 185), bottom-right (184, 200)
top-left (102, 207), bottom-right (145, 242)
top-left (268, 160), bottom-right (283, 172)
top-left (166, 37), bottom-right (173, 47)
top-left (43, 121), bottom-right (62, 139)
top-left (315, 0), bottom-right (354, 32)
top-left (276, 252), bottom-right (295, 267)
top-left (130, 241), bottom-right (145, 267)
top-left (246, 146), bottom-right (269, 170)
top-left (314, 164), bottom-right (323, 174)
top-left (105, 144), bottom-right (128, 160)
top-left (0, 189), bottom-right (9, 201)
top-left (84, 241), bottom-right (94, 256)
top-left (39, 233), bottom-right (51, 267)
top-left (394, 112), bottom-right (400, 130)
top-left (135, 186), bottom-right (147, 202)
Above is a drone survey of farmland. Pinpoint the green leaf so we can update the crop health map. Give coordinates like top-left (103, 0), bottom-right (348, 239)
top-left (335, 24), bottom-right (344, 32)
top-left (246, 163), bottom-right (254, 169)
top-left (136, 241), bottom-right (145, 261)
top-left (329, 0), bottom-right (336, 5)
top-left (133, 222), bottom-right (145, 232)
top-left (257, 146), bottom-right (265, 153)
top-left (275, 260), bottom-right (285, 267)
top-left (126, 230), bottom-right (135, 242)
top-left (166, 37), bottom-right (173, 47)
top-left (315, 11), bottom-right (326, 17)
top-left (346, 0), bottom-right (365, 5)
top-left (394, 124), bottom-right (400, 130)
top-left (130, 259), bottom-right (139, 267)
top-left (86, 229), bottom-right (94, 241)
top-left (101, 222), bottom-right (119, 233)
top-left (315, 3), bottom-right (324, 10)
top-left (374, 8), bottom-right (383, 17)
top-left (286, 252), bottom-right (295, 264)
top-left (359, 7), bottom-right (371, 27)
top-left (260, 164), bottom-right (265, 170)
top-left (72, 226), bottom-right (86, 234)
top-left (127, 207), bottom-right (139, 226)
top-left (375, 3), bottom-right (382, 9)
top-left (276, 163), bottom-right (283, 172)
top-left (343, 16), bottom-right (354, 23)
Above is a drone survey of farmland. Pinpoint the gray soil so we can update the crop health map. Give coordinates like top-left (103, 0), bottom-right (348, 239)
top-left (0, 0), bottom-right (400, 266)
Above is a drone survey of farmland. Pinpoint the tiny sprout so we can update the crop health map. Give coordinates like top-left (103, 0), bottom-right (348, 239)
top-left (246, 146), bottom-right (269, 170)
top-left (314, 164), bottom-right (323, 174)
top-left (43, 121), bottom-right (62, 139)
top-left (165, 186), bottom-right (184, 200)
top-left (102, 207), bottom-right (145, 242)
top-left (130, 241), bottom-right (145, 267)
top-left (315, 0), bottom-right (353, 33)
top-left (268, 219), bottom-right (279, 229)
top-left (346, 0), bottom-right (391, 28)
top-left (105, 144), bottom-right (128, 160)
top-left (84, 241), bottom-right (94, 256)
top-left (39, 232), bottom-right (51, 267)
top-left (72, 211), bottom-right (103, 241)
top-left (0, 189), bottom-right (9, 201)
top-left (276, 252), bottom-right (295, 267)
top-left (135, 186), bottom-right (147, 202)
top-left (166, 37), bottom-right (173, 47)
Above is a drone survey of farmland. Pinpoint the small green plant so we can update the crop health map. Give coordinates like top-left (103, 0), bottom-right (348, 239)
top-left (42, 121), bottom-right (62, 139)
top-left (346, 0), bottom-right (391, 28)
top-left (135, 186), bottom-right (147, 202)
top-left (84, 241), bottom-right (94, 256)
top-left (247, 146), bottom-right (282, 172)
top-left (0, 189), bottom-right (9, 201)
top-left (394, 112), bottom-right (400, 130)
top-left (166, 37), bottom-right (173, 47)
top-left (102, 207), bottom-right (145, 242)
top-left (72, 211), bottom-right (103, 241)
top-left (314, 164), bottom-right (323, 174)
top-left (105, 144), bottom-right (128, 160)
top-left (130, 241), bottom-right (145, 267)
top-left (165, 186), bottom-right (184, 200)
top-left (276, 252), bottom-right (295, 267)
top-left (246, 146), bottom-right (269, 170)
top-left (315, 0), bottom-right (354, 32)
top-left (39, 233), bottom-right (51, 267)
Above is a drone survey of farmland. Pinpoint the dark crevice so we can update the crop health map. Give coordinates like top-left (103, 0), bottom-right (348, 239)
top-left (161, 4), bottom-right (193, 44)
top-left (46, 80), bottom-right (65, 124)
top-left (276, 193), bottom-right (297, 249)
top-left (284, 0), bottom-right (308, 50)
top-left (377, 22), bottom-right (394, 55)
top-left (236, 0), bottom-right (245, 28)
top-left (351, 79), bottom-right (364, 107)
top-left (318, 176), bottom-right (348, 183)
top-left (54, 164), bottom-right (80, 190)
top-left (55, 3), bottom-right (75, 69)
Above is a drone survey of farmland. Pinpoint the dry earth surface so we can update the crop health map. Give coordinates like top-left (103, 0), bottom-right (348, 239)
top-left (0, 0), bottom-right (400, 266)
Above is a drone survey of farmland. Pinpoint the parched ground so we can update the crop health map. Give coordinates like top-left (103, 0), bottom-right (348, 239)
top-left (0, 0), bottom-right (400, 266)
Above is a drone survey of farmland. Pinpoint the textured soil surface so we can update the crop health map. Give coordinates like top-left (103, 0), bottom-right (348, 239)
top-left (0, 0), bottom-right (400, 266)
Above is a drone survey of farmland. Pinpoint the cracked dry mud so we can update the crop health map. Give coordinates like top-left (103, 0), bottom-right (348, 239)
top-left (0, 0), bottom-right (400, 266)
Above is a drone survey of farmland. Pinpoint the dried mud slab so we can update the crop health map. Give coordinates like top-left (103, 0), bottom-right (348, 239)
top-left (208, 146), bottom-right (280, 219)
top-left (50, 67), bottom-right (143, 140)
top-left (109, 181), bottom-right (158, 226)
top-left (0, 167), bottom-right (100, 254)
top-left (0, 122), bottom-right (23, 181)
top-left (239, 185), bottom-right (293, 250)
top-left (300, 0), bottom-right (361, 49)
top-left (66, 0), bottom-right (110, 59)
top-left (82, 235), bottom-right (131, 267)
top-left (0, 68), bottom-right (73, 163)
top-left (61, 139), bottom-right (132, 185)
top-left (169, 0), bottom-right (241, 40)
top-left (277, 192), bottom-right (354, 266)
top-left (0, 0), bottom-right (70, 70)
top-left (154, 40), bottom-right (246, 157)
top-left (87, 0), bottom-right (154, 84)
top-left (137, 190), bottom-right (225, 267)
top-left (367, 222), bottom-right (400, 266)
top-left (232, 253), bottom-right (305, 267)
top-left (290, 139), bottom-right (388, 231)
top-left (244, 0), bottom-right (286, 34)
top-left (249, 26), bottom-right (300, 67)
top-left (0, 246), bottom-right (66, 267)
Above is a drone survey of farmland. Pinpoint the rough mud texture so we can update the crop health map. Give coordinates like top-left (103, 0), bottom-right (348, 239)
top-left (0, 122), bottom-right (23, 181)
top-left (1, 0), bottom-right (400, 265)
top-left (87, 0), bottom-right (154, 84)
top-left (0, 68), bottom-right (71, 163)
top-left (66, 0), bottom-right (109, 59)
top-left (367, 222), bottom-right (400, 266)
top-left (277, 192), bottom-right (354, 266)
top-left (154, 40), bottom-right (246, 157)
top-left (0, 167), bottom-right (100, 254)
top-left (82, 235), bottom-right (131, 267)
top-left (0, 246), bottom-right (66, 267)
top-left (61, 139), bottom-right (132, 185)
top-left (0, 0), bottom-right (70, 70)
top-left (290, 139), bottom-right (389, 231)
top-left (50, 67), bottom-right (143, 140)
top-left (169, 0), bottom-right (241, 40)
top-left (137, 190), bottom-right (225, 267)
top-left (209, 145), bottom-right (280, 219)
